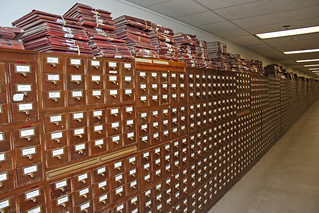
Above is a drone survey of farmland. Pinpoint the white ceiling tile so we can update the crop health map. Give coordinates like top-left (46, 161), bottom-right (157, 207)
top-left (198, 21), bottom-right (239, 33)
top-left (125, 0), bottom-right (172, 7)
top-left (241, 18), bottom-right (319, 34)
top-left (214, 0), bottom-right (319, 20)
top-left (227, 35), bottom-right (264, 46)
top-left (213, 29), bottom-right (251, 38)
top-left (264, 34), bottom-right (319, 51)
top-left (148, 0), bottom-right (207, 18)
top-left (196, 0), bottom-right (263, 10)
top-left (177, 11), bottom-right (225, 26)
top-left (232, 6), bottom-right (319, 29)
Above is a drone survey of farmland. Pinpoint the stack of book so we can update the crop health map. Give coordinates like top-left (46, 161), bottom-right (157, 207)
top-left (12, 10), bottom-right (92, 55)
top-left (174, 32), bottom-right (212, 68)
top-left (0, 26), bottom-right (25, 49)
top-left (64, 3), bottom-right (132, 59)
top-left (149, 23), bottom-right (178, 60)
top-left (114, 15), bottom-right (158, 58)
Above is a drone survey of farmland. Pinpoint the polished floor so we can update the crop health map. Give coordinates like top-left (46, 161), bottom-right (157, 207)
top-left (208, 100), bottom-right (319, 213)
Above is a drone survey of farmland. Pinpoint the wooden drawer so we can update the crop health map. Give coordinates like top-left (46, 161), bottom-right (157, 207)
top-left (18, 187), bottom-right (45, 212)
top-left (16, 163), bottom-right (43, 187)
top-left (11, 102), bottom-right (38, 123)
top-left (44, 113), bottom-right (67, 132)
top-left (9, 63), bottom-right (36, 83)
top-left (41, 73), bottom-right (64, 91)
top-left (13, 125), bottom-right (40, 149)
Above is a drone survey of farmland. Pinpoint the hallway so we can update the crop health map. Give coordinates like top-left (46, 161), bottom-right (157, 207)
top-left (208, 100), bottom-right (319, 213)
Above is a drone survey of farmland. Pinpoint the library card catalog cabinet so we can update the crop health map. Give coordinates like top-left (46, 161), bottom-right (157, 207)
top-left (1, 48), bottom-right (319, 213)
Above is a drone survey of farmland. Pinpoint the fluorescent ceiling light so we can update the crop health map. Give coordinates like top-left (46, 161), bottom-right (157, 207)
top-left (304, 64), bottom-right (319, 67)
top-left (284, 48), bottom-right (319, 54)
top-left (309, 68), bottom-right (319, 70)
top-left (297, 58), bottom-right (319, 63)
top-left (256, 26), bottom-right (319, 39)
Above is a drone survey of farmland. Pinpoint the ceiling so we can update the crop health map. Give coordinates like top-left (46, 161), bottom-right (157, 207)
top-left (125, 0), bottom-right (319, 77)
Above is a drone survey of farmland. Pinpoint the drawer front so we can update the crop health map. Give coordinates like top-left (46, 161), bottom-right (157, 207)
top-left (42, 90), bottom-right (66, 109)
top-left (51, 194), bottom-right (73, 213)
top-left (42, 55), bottom-right (64, 73)
top-left (88, 90), bottom-right (106, 105)
top-left (44, 113), bottom-right (67, 133)
top-left (88, 59), bottom-right (104, 74)
top-left (11, 102), bottom-right (38, 123)
top-left (87, 74), bottom-right (104, 90)
top-left (72, 172), bottom-right (92, 191)
top-left (13, 125), bottom-right (40, 149)
top-left (10, 83), bottom-right (37, 103)
top-left (66, 58), bottom-right (85, 74)
top-left (44, 130), bottom-right (68, 150)
top-left (106, 89), bottom-right (120, 104)
top-left (42, 73), bottom-right (64, 91)
top-left (16, 163), bottom-right (43, 187)
top-left (46, 147), bottom-right (69, 169)
top-left (70, 142), bottom-right (89, 161)
top-left (15, 145), bottom-right (41, 167)
top-left (18, 188), bottom-right (45, 212)
top-left (67, 90), bottom-right (87, 106)
top-left (121, 88), bottom-right (135, 103)
top-left (10, 63), bottom-right (36, 83)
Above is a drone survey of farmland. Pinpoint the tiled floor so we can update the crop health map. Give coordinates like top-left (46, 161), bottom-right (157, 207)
top-left (208, 101), bottom-right (319, 213)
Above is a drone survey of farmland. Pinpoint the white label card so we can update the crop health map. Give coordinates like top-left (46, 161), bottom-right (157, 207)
top-left (110, 90), bottom-right (117, 95)
top-left (50, 115), bottom-right (62, 123)
top-left (0, 153), bottom-right (5, 161)
top-left (72, 91), bottom-right (82, 97)
top-left (99, 194), bottom-right (107, 202)
top-left (109, 62), bottom-right (117, 67)
top-left (26, 189), bottom-right (40, 200)
top-left (111, 108), bottom-right (119, 114)
top-left (16, 65), bottom-right (31, 73)
top-left (75, 144), bottom-right (85, 151)
top-left (124, 63), bottom-right (131, 69)
top-left (0, 172), bottom-right (7, 181)
top-left (52, 148), bottom-right (64, 156)
top-left (92, 75), bottom-right (101, 81)
top-left (24, 165), bottom-right (37, 175)
top-left (22, 147), bottom-right (36, 156)
top-left (71, 75), bottom-right (82, 81)
top-left (80, 202), bottom-right (90, 211)
top-left (0, 199), bottom-right (9, 209)
top-left (49, 91), bottom-right (61, 99)
top-left (99, 181), bottom-right (107, 188)
top-left (70, 59), bottom-right (81, 65)
top-left (74, 128), bottom-right (84, 135)
top-left (18, 103), bottom-right (33, 111)
top-left (56, 180), bottom-right (67, 189)
top-left (47, 57), bottom-right (59, 64)
top-left (78, 173), bottom-right (88, 181)
top-left (47, 74), bottom-right (60, 81)
top-left (57, 196), bottom-right (68, 205)
top-left (20, 128), bottom-right (35, 137)
top-left (91, 60), bottom-right (100, 66)
top-left (17, 84), bottom-right (32, 92)
top-left (94, 125), bottom-right (103, 131)
top-left (95, 139), bottom-right (104, 146)
top-left (97, 167), bottom-right (106, 174)
top-left (13, 94), bottom-right (24, 101)
top-left (51, 132), bottom-right (63, 140)
top-left (27, 206), bottom-right (41, 213)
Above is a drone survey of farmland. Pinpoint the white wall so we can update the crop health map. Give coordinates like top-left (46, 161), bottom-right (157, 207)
top-left (0, 0), bottom-right (306, 76)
